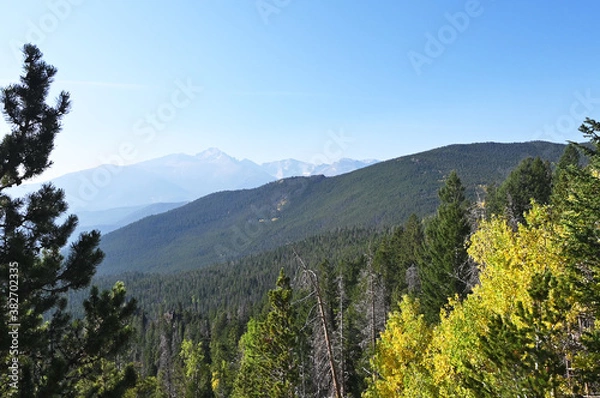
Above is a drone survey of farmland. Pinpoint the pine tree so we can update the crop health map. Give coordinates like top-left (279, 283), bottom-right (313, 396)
top-left (391, 213), bottom-right (424, 301)
top-left (0, 44), bottom-right (137, 397)
top-left (559, 118), bottom-right (600, 390)
top-left (557, 142), bottom-right (581, 171)
top-left (551, 143), bottom-right (581, 210)
top-left (374, 214), bottom-right (424, 310)
top-left (209, 313), bottom-right (242, 398)
top-left (465, 271), bottom-right (569, 397)
top-left (177, 339), bottom-right (212, 398)
top-left (233, 269), bottom-right (299, 398)
top-left (419, 170), bottom-right (471, 323)
top-left (460, 203), bottom-right (588, 396)
top-left (487, 157), bottom-right (552, 225)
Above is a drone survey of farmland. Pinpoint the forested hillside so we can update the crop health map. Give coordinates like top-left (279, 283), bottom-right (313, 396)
top-left (4, 44), bottom-right (599, 398)
top-left (74, 131), bottom-right (600, 397)
top-left (363, 125), bottom-right (600, 397)
top-left (77, 227), bottom-right (379, 320)
top-left (109, 129), bottom-right (600, 398)
top-left (98, 141), bottom-right (567, 275)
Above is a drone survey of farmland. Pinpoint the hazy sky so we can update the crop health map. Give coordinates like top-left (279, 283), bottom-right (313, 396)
top-left (1, 1), bottom-right (599, 180)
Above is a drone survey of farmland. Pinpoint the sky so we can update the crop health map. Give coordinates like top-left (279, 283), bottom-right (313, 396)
top-left (1, 0), bottom-right (600, 181)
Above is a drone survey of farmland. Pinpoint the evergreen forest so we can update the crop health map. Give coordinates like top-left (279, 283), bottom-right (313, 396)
top-left (1, 45), bottom-right (599, 398)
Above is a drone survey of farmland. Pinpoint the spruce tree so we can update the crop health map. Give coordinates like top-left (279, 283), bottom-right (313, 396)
top-left (419, 170), bottom-right (471, 323)
top-left (0, 44), bottom-right (137, 397)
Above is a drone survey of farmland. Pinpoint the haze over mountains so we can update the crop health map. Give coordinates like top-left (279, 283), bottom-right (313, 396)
top-left (6, 141), bottom-right (570, 268)
top-left (97, 141), bottom-right (568, 275)
top-left (7, 148), bottom-right (377, 235)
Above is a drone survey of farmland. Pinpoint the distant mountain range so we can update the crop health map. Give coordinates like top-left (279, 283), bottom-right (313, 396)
top-left (8, 148), bottom-right (377, 235)
top-left (97, 141), bottom-right (569, 275)
top-left (262, 158), bottom-right (378, 179)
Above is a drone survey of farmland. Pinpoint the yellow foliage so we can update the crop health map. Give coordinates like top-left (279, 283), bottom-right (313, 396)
top-left (470, 206), bottom-right (564, 321)
top-left (364, 296), bottom-right (434, 398)
top-left (428, 205), bottom-right (572, 396)
top-left (366, 204), bottom-right (582, 396)
top-left (211, 371), bottom-right (220, 393)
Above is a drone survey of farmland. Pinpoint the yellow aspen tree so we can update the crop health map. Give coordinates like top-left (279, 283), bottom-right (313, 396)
top-left (428, 205), bottom-right (574, 397)
top-left (363, 296), bottom-right (435, 398)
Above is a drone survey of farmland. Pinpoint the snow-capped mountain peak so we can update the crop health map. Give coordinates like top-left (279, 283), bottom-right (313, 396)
top-left (9, 148), bottom-right (378, 214)
top-left (196, 147), bottom-right (233, 162)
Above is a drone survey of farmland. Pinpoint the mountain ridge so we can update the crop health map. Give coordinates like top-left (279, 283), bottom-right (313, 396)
top-left (97, 140), bottom-right (569, 275)
top-left (9, 148), bottom-right (377, 212)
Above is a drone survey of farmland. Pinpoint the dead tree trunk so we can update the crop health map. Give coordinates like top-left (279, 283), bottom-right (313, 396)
top-left (295, 251), bottom-right (343, 398)
top-left (337, 271), bottom-right (346, 398)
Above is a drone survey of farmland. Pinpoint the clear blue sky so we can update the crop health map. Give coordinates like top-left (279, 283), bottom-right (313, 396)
top-left (1, 0), bottom-right (599, 180)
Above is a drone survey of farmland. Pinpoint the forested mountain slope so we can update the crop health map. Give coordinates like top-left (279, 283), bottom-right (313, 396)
top-left (98, 141), bottom-right (567, 275)
top-left (79, 227), bottom-right (377, 320)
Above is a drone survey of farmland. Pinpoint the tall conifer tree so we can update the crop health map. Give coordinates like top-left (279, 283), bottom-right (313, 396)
top-left (559, 118), bottom-right (600, 388)
top-left (233, 269), bottom-right (299, 398)
top-left (487, 157), bottom-right (552, 225)
top-left (419, 170), bottom-right (471, 323)
top-left (0, 44), bottom-right (136, 397)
